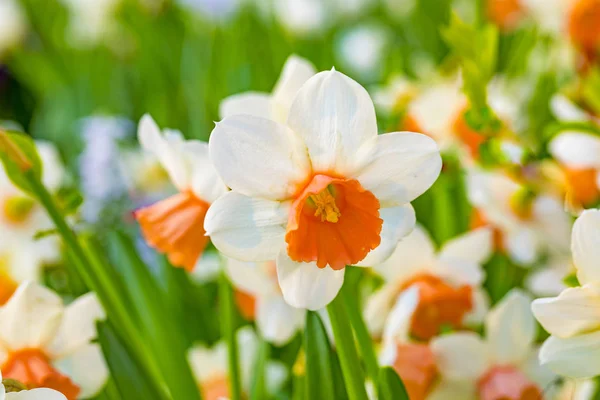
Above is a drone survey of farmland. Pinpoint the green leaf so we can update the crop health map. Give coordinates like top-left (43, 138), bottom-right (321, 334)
top-left (377, 367), bottom-right (409, 400)
top-left (0, 131), bottom-right (43, 194)
top-left (582, 68), bottom-right (600, 116)
top-left (97, 321), bottom-right (163, 400)
top-left (563, 273), bottom-right (580, 288)
top-left (55, 186), bottom-right (84, 216)
top-left (304, 311), bottom-right (336, 400)
top-left (250, 338), bottom-right (269, 400)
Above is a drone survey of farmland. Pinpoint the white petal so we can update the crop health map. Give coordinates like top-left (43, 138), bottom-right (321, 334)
top-left (276, 251), bottom-right (345, 310)
top-left (363, 284), bottom-right (397, 337)
top-left (532, 195), bottom-right (571, 254)
top-left (354, 204), bottom-right (416, 267)
top-left (188, 343), bottom-right (227, 383)
top-left (521, 348), bottom-right (557, 391)
top-left (486, 289), bottom-right (536, 365)
top-left (209, 115), bottom-right (311, 200)
top-left (463, 288), bottom-right (489, 326)
top-left (47, 293), bottom-right (105, 358)
top-left (439, 227), bottom-right (493, 265)
top-left (381, 286), bottom-right (419, 350)
top-left (219, 92), bottom-right (272, 119)
top-left (53, 344), bottom-right (108, 398)
top-left (0, 282), bottom-right (63, 351)
top-left (271, 55), bottom-right (317, 122)
top-left (224, 258), bottom-right (277, 297)
top-left (204, 192), bottom-right (290, 262)
top-left (36, 141), bottom-right (65, 191)
top-left (190, 251), bottom-right (221, 283)
top-left (539, 331), bottom-right (600, 378)
top-left (549, 132), bottom-right (600, 169)
top-left (526, 267), bottom-right (567, 297)
top-left (6, 389), bottom-right (67, 400)
top-left (433, 258), bottom-right (485, 287)
top-left (354, 132), bottom-right (441, 206)
top-left (185, 140), bottom-right (228, 203)
top-left (551, 95), bottom-right (590, 122)
top-left (256, 296), bottom-right (304, 345)
top-left (287, 70), bottom-right (378, 175)
top-left (373, 225), bottom-right (436, 282)
top-left (504, 227), bottom-right (540, 265)
top-left (531, 284), bottom-right (600, 338)
top-left (573, 209), bottom-right (600, 285)
top-left (237, 326), bottom-right (259, 387)
top-left (137, 115), bottom-right (190, 190)
top-left (431, 332), bottom-right (489, 381)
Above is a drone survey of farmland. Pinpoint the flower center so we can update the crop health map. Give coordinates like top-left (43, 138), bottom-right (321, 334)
top-left (452, 108), bottom-right (485, 159)
top-left (308, 186), bottom-right (341, 223)
top-left (2, 196), bottom-right (35, 225)
top-left (508, 188), bottom-right (535, 221)
top-left (135, 191), bottom-right (210, 271)
top-left (401, 274), bottom-right (473, 340)
top-left (2, 348), bottom-right (81, 399)
top-left (286, 174), bottom-right (382, 270)
top-left (392, 343), bottom-right (437, 400)
top-left (563, 167), bottom-right (599, 208)
top-left (569, 0), bottom-right (600, 51)
top-left (477, 365), bottom-right (542, 400)
top-left (201, 375), bottom-right (230, 400)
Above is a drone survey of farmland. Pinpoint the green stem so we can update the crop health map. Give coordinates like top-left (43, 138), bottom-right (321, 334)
top-left (25, 171), bottom-right (169, 399)
top-left (341, 282), bottom-right (379, 386)
top-left (327, 294), bottom-right (369, 400)
top-left (219, 272), bottom-right (242, 400)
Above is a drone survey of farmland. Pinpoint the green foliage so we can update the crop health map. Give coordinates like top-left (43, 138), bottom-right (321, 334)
top-left (304, 312), bottom-right (336, 399)
top-left (377, 367), bottom-right (409, 400)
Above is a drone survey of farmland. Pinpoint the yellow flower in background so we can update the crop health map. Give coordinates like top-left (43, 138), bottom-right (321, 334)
top-left (206, 69), bottom-right (441, 310)
top-left (134, 115), bottom-right (228, 271)
top-left (0, 282), bottom-right (107, 399)
top-left (0, 141), bottom-right (64, 304)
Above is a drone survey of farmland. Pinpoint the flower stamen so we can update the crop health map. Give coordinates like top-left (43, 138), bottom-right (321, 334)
top-left (308, 187), bottom-right (341, 223)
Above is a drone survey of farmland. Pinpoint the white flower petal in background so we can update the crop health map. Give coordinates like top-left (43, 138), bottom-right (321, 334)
top-left (0, 0), bottom-right (27, 55)
top-left (219, 92), bottom-right (272, 120)
top-left (335, 24), bottom-right (390, 80)
top-left (6, 389), bottom-right (68, 400)
top-left (485, 290), bottom-right (535, 365)
top-left (549, 132), bottom-right (600, 169)
top-left (276, 251), bottom-right (345, 310)
top-left (274, 0), bottom-right (328, 37)
top-left (256, 296), bottom-right (304, 345)
top-left (431, 332), bottom-right (490, 381)
top-left (439, 227), bottom-right (493, 266)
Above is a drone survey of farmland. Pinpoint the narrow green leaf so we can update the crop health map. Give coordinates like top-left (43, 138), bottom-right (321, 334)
top-left (378, 367), bottom-right (409, 400)
top-left (219, 272), bottom-right (243, 400)
top-left (250, 338), bottom-right (269, 400)
top-left (304, 311), bottom-right (335, 400)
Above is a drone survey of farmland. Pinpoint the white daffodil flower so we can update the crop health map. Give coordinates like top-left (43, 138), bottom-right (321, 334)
top-left (134, 115), bottom-right (228, 271)
top-left (467, 168), bottom-right (571, 265)
top-left (0, 370), bottom-right (67, 400)
top-left (431, 290), bottom-right (556, 400)
top-left (364, 225), bottom-right (492, 338)
top-left (0, 282), bottom-right (107, 399)
top-left (0, 141), bottom-right (64, 304)
top-left (219, 55), bottom-right (316, 124)
top-left (206, 69), bottom-right (441, 310)
top-left (532, 209), bottom-right (600, 378)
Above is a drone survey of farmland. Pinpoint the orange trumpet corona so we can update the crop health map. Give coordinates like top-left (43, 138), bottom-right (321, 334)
top-left (135, 191), bottom-right (210, 271)
top-left (285, 174), bottom-right (382, 270)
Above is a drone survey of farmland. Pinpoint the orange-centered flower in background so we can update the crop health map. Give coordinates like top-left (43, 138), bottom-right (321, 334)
top-left (364, 225), bottom-right (491, 337)
top-left (134, 115), bottom-right (227, 271)
top-left (487, 0), bottom-right (524, 30)
top-left (430, 290), bottom-right (555, 399)
top-left (0, 282), bottom-right (108, 399)
top-left (568, 0), bottom-right (600, 52)
top-left (205, 69), bottom-right (441, 310)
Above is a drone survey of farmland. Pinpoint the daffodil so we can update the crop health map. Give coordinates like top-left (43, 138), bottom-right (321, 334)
top-left (225, 257), bottom-right (304, 345)
top-left (0, 141), bottom-right (64, 304)
top-left (0, 282), bottom-right (107, 399)
top-left (0, 370), bottom-right (67, 400)
top-left (430, 290), bottom-right (555, 400)
top-left (467, 168), bottom-right (571, 265)
top-left (364, 225), bottom-right (492, 339)
top-left (206, 69), bottom-right (441, 309)
top-left (134, 115), bottom-right (228, 271)
top-left (531, 209), bottom-right (600, 378)
top-left (219, 55), bottom-right (316, 123)
top-left (188, 327), bottom-right (287, 400)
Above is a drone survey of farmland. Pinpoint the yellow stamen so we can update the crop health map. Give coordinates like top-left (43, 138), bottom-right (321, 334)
top-left (509, 188), bottom-right (535, 221)
top-left (3, 196), bottom-right (35, 224)
top-left (309, 188), bottom-right (341, 223)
